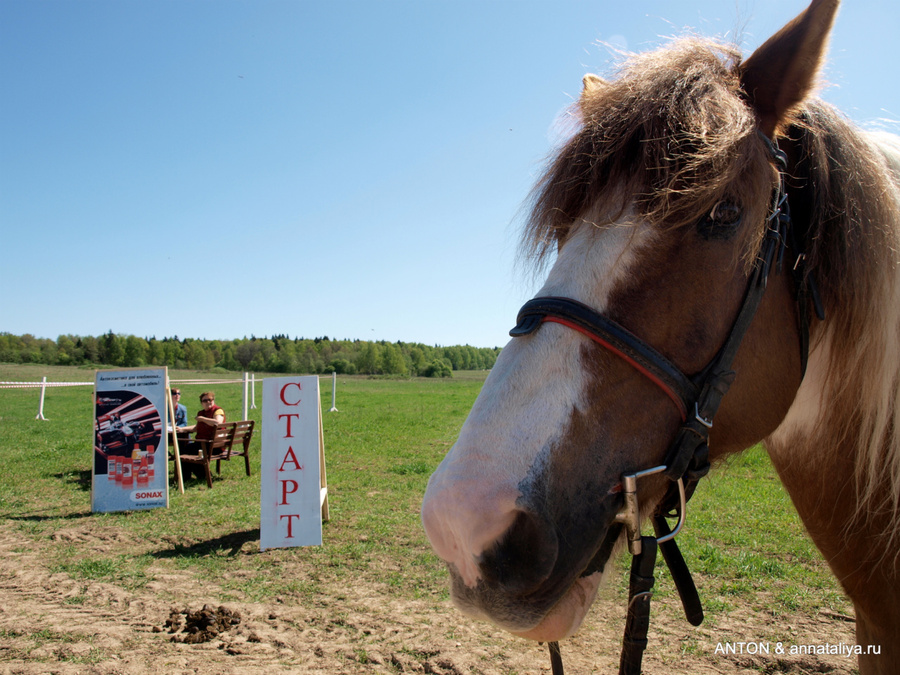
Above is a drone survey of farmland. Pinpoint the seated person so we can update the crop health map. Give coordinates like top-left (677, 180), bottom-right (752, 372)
top-left (192, 391), bottom-right (226, 441)
top-left (171, 388), bottom-right (188, 431)
top-left (178, 392), bottom-right (226, 480)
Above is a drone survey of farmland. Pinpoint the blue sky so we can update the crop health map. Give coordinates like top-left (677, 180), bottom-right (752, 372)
top-left (2, 1), bottom-right (898, 348)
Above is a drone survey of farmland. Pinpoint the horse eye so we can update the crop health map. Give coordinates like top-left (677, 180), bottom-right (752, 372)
top-left (698, 201), bottom-right (742, 240)
top-left (710, 201), bottom-right (741, 225)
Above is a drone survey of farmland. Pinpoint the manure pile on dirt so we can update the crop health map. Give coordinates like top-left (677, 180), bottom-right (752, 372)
top-left (163, 604), bottom-right (242, 643)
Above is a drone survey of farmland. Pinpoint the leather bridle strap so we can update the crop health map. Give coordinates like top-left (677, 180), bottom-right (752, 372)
top-left (660, 203), bottom-right (786, 484)
top-left (618, 536), bottom-right (658, 674)
top-left (511, 297), bottom-right (697, 422)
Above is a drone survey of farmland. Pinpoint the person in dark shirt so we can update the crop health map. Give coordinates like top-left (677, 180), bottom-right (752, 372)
top-left (171, 388), bottom-right (188, 430)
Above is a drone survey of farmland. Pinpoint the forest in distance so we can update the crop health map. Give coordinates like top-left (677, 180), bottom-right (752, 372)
top-left (0, 331), bottom-right (500, 377)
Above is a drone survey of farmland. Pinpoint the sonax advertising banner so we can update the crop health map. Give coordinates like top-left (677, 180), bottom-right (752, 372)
top-left (92, 367), bottom-right (169, 513)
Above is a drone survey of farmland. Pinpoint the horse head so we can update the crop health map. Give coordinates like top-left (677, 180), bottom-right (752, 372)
top-left (422, 0), bottom-right (840, 644)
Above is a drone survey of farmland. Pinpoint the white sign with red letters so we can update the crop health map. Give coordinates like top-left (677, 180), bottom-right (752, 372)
top-left (260, 376), bottom-right (329, 550)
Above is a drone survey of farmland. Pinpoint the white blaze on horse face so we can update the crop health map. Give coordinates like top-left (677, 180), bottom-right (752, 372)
top-left (422, 215), bottom-right (654, 591)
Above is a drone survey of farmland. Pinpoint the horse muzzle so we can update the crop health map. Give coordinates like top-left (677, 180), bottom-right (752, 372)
top-left (431, 492), bottom-right (625, 640)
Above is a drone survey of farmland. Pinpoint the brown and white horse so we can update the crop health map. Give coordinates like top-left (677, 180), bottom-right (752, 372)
top-left (421, 1), bottom-right (900, 672)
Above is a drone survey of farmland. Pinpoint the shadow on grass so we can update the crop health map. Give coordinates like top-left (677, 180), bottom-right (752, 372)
top-left (4, 510), bottom-right (93, 521)
top-left (54, 469), bottom-right (92, 492)
top-left (151, 528), bottom-right (261, 560)
top-left (51, 465), bottom-right (223, 493)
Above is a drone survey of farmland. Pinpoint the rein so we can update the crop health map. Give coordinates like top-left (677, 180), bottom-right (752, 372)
top-left (508, 132), bottom-right (823, 675)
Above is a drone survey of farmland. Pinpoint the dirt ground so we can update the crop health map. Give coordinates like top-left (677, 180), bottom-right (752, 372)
top-left (0, 521), bottom-right (859, 675)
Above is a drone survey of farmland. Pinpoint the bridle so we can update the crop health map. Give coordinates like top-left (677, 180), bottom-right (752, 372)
top-left (508, 132), bottom-right (824, 675)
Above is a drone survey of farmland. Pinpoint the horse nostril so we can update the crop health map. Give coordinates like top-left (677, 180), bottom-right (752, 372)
top-left (477, 508), bottom-right (558, 595)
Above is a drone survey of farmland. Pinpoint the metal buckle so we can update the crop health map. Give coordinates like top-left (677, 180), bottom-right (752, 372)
top-left (614, 465), bottom-right (687, 556)
top-left (694, 402), bottom-right (713, 429)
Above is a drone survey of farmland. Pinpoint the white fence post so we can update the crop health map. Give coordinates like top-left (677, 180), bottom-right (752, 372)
top-left (250, 373), bottom-right (257, 409)
top-left (329, 371), bottom-right (338, 412)
top-left (242, 372), bottom-right (249, 421)
top-left (35, 376), bottom-right (48, 420)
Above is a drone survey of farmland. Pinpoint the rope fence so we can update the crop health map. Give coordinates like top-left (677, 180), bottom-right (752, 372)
top-left (0, 380), bottom-right (94, 388)
top-left (1, 371), bottom-right (341, 420)
top-left (1, 373), bottom-right (261, 420)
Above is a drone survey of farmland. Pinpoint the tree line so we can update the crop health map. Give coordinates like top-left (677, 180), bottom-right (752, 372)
top-left (0, 332), bottom-right (500, 377)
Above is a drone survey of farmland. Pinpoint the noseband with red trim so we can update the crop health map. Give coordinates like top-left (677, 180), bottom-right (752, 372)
top-left (508, 132), bottom-right (823, 675)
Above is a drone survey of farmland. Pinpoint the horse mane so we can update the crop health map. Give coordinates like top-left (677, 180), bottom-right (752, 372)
top-left (793, 104), bottom-right (900, 533)
top-left (521, 36), bottom-right (900, 538)
top-left (522, 38), bottom-right (773, 270)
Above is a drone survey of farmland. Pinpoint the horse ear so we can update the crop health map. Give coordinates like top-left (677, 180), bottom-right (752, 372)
top-left (739, 0), bottom-right (840, 136)
top-left (582, 73), bottom-right (607, 96)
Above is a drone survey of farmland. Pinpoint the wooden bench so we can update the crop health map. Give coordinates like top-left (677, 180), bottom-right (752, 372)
top-left (215, 419), bottom-right (254, 478)
top-left (174, 420), bottom-right (255, 488)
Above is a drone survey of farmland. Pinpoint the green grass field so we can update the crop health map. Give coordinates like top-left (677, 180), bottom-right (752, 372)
top-left (0, 362), bottom-right (850, 628)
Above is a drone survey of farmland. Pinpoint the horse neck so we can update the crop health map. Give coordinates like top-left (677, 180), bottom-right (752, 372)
top-left (766, 334), bottom-right (900, 666)
top-left (765, 125), bottom-right (900, 658)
